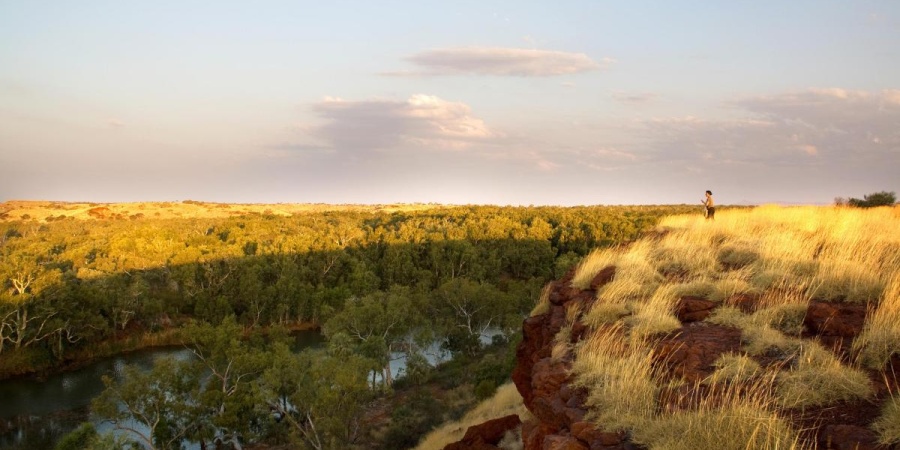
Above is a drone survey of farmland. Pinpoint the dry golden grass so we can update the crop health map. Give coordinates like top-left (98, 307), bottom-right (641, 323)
top-left (634, 377), bottom-right (806, 450)
top-left (565, 205), bottom-right (899, 447)
top-left (413, 383), bottom-right (531, 450)
top-left (571, 324), bottom-right (662, 432)
top-left (627, 284), bottom-right (681, 338)
top-left (853, 275), bottom-right (900, 369)
top-left (705, 353), bottom-right (762, 385)
top-left (571, 248), bottom-right (618, 290)
top-left (529, 283), bottom-right (553, 317)
top-left (657, 206), bottom-right (900, 305)
top-left (776, 342), bottom-right (872, 408)
top-left (873, 393), bottom-right (900, 445)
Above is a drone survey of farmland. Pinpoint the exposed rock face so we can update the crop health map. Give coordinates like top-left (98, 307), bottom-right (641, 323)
top-left (443, 414), bottom-right (522, 450)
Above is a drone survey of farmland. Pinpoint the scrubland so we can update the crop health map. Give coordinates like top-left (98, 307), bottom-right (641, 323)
top-left (566, 205), bottom-right (900, 448)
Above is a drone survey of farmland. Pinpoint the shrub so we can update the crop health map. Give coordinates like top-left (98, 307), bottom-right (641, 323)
top-left (847, 191), bottom-right (896, 208)
top-left (54, 423), bottom-right (98, 450)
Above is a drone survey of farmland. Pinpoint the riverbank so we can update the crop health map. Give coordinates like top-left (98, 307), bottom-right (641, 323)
top-left (0, 321), bottom-right (320, 381)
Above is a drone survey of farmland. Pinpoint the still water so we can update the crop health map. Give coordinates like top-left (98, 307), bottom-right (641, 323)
top-left (0, 331), bottom-right (324, 450)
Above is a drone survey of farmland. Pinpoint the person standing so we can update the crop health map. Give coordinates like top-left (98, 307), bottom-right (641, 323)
top-left (702, 190), bottom-right (715, 220)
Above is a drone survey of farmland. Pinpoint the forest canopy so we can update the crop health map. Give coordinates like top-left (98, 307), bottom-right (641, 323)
top-left (0, 204), bottom-right (698, 377)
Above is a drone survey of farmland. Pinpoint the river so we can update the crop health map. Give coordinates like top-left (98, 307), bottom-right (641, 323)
top-left (0, 331), bottom-right (324, 450)
top-left (0, 329), bottom-right (494, 449)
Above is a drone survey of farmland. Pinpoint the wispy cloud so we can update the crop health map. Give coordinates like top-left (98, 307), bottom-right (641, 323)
top-left (612, 92), bottom-right (659, 104)
top-left (640, 88), bottom-right (900, 167)
top-left (388, 47), bottom-right (612, 77)
top-left (305, 94), bottom-right (501, 152)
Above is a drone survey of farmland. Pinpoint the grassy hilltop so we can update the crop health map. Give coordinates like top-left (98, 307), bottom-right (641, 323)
top-left (503, 205), bottom-right (900, 449)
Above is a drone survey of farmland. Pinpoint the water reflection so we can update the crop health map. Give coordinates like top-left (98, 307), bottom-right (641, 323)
top-left (0, 330), bottom-right (324, 449)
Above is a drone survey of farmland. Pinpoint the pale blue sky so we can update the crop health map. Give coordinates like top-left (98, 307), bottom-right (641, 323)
top-left (1, 1), bottom-right (898, 205)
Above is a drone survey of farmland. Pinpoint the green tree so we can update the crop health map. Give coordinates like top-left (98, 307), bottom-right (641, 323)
top-left (260, 347), bottom-right (371, 450)
top-left (323, 286), bottom-right (426, 388)
top-left (91, 357), bottom-right (199, 450)
top-left (185, 316), bottom-right (271, 448)
top-left (848, 191), bottom-right (896, 208)
top-left (434, 278), bottom-right (514, 354)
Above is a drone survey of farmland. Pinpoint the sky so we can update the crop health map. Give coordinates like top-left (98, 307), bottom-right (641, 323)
top-left (1, 1), bottom-right (898, 206)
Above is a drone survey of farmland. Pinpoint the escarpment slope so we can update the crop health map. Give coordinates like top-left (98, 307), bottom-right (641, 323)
top-left (452, 207), bottom-right (900, 450)
top-left (512, 267), bottom-right (899, 450)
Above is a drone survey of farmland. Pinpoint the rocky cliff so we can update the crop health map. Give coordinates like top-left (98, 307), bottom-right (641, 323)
top-left (446, 265), bottom-right (900, 450)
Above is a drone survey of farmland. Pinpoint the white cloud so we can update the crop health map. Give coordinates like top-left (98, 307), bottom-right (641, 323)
top-left (308, 94), bottom-right (500, 152)
top-left (398, 47), bottom-right (610, 77)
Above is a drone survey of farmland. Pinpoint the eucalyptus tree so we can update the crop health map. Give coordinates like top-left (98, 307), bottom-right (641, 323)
top-left (260, 344), bottom-right (371, 450)
top-left (322, 286), bottom-right (428, 388)
top-left (91, 357), bottom-right (199, 450)
top-left (184, 316), bottom-right (272, 449)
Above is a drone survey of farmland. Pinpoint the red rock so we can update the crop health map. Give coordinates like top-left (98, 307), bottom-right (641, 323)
top-left (460, 414), bottom-right (522, 446)
top-left (822, 425), bottom-right (881, 450)
top-left (443, 441), bottom-right (499, 450)
top-left (570, 421), bottom-right (623, 446)
top-left (675, 296), bottom-right (718, 322)
top-left (522, 420), bottom-right (555, 450)
top-left (804, 301), bottom-right (868, 338)
top-left (589, 266), bottom-right (616, 291)
top-left (545, 435), bottom-right (589, 450)
top-left (803, 301), bottom-right (869, 353)
top-left (654, 324), bottom-right (743, 383)
top-left (443, 415), bottom-right (522, 450)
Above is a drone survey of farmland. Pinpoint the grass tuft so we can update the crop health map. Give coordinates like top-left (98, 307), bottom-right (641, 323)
top-left (776, 342), bottom-right (872, 408)
top-left (570, 324), bottom-right (661, 432)
top-left (627, 284), bottom-right (682, 338)
top-left (853, 274), bottom-right (900, 369)
top-left (634, 377), bottom-right (806, 450)
top-left (705, 353), bottom-right (762, 384)
top-left (872, 394), bottom-right (900, 445)
top-left (529, 282), bottom-right (553, 317)
top-left (571, 248), bottom-right (617, 290)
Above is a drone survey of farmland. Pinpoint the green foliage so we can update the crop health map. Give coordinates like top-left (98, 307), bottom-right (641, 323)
top-left (260, 345), bottom-right (372, 449)
top-left (844, 191), bottom-right (897, 208)
top-left (1, 204), bottom-right (693, 374)
top-left (380, 390), bottom-right (445, 450)
top-left (4, 204), bottom-right (697, 449)
top-left (54, 423), bottom-right (98, 450)
top-left (92, 357), bottom-right (200, 450)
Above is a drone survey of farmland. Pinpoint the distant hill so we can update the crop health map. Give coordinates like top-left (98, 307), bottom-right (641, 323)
top-left (0, 200), bottom-right (442, 222)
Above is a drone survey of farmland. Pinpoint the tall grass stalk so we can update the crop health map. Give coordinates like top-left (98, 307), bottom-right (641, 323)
top-left (571, 324), bottom-right (661, 432)
top-left (853, 274), bottom-right (900, 369)
top-left (776, 342), bottom-right (872, 408)
top-left (633, 376), bottom-right (807, 450)
top-left (571, 248), bottom-right (618, 290)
